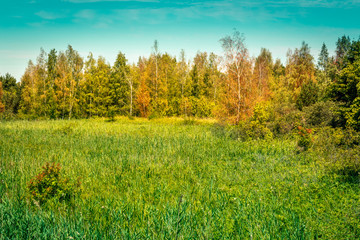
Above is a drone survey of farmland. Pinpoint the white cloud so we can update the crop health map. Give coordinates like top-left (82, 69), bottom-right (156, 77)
top-left (35, 11), bottom-right (64, 20)
top-left (75, 9), bottom-right (96, 19)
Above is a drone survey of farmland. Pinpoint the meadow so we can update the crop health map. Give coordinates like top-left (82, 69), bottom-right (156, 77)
top-left (0, 117), bottom-right (359, 239)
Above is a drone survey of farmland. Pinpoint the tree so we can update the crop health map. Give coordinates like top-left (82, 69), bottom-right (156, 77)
top-left (111, 52), bottom-right (130, 115)
top-left (286, 42), bottom-right (315, 92)
top-left (316, 43), bottom-right (333, 100)
top-left (46, 49), bottom-right (57, 118)
top-left (188, 51), bottom-right (218, 117)
top-left (335, 35), bottom-right (351, 70)
top-left (0, 81), bottom-right (5, 113)
top-left (55, 52), bottom-right (70, 119)
top-left (318, 43), bottom-right (329, 72)
top-left (35, 48), bottom-right (48, 117)
top-left (253, 48), bottom-right (273, 101)
top-left (127, 65), bottom-right (138, 117)
top-left (153, 40), bottom-right (159, 101)
top-left (218, 30), bottom-right (253, 123)
top-left (0, 73), bottom-right (20, 114)
top-left (177, 49), bottom-right (191, 116)
top-left (19, 60), bottom-right (39, 117)
top-left (330, 39), bottom-right (360, 129)
top-left (93, 56), bottom-right (112, 117)
top-left (135, 57), bottom-right (151, 117)
top-left (295, 80), bottom-right (319, 110)
top-left (66, 45), bottom-right (83, 119)
top-left (81, 53), bottom-right (97, 117)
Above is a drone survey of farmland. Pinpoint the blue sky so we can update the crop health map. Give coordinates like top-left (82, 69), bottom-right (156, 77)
top-left (1, 0), bottom-right (359, 80)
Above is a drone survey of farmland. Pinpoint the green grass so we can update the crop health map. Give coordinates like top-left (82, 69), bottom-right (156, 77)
top-left (0, 117), bottom-right (359, 239)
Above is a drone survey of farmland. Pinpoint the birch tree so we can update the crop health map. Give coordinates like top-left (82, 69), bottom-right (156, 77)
top-left (219, 30), bottom-right (253, 123)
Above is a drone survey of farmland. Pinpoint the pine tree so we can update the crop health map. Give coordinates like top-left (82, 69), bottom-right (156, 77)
top-left (111, 52), bottom-right (130, 115)
top-left (318, 43), bottom-right (329, 72)
top-left (335, 35), bottom-right (351, 70)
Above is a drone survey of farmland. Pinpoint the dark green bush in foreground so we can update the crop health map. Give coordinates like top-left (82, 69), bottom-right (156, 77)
top-left (28, 162), bottom-right (81, 207)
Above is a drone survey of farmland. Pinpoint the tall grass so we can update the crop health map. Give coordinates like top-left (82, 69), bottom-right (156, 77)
top-left (0, 117), bottom-right (359, 239)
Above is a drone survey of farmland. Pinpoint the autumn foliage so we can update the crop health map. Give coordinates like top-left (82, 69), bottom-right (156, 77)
top-left (0, 32), bottom-right (355, 132)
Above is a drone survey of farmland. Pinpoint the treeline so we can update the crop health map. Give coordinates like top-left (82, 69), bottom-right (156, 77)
top-left (1, 32), bottom-right (360, 129)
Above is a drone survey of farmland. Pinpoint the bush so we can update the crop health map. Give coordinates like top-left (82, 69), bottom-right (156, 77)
top-left (296, 126), bottom-right (313, 151)
top-left (28, 162), bottom-right (81, 206)
top-left (240, 121), bottom-right (273, 140)
top-left (313, 127), bottom-right (360, 179)
top-left (296, 80), bottom-right (319, 110)
top-left (268, 103), bottom-right (305, 136)
top-left (190, 96), bottom-right (214, 118)
top-left (303, 101), bottom-right (340, 127)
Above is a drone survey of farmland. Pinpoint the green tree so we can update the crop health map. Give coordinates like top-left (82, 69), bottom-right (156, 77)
top-left (318, 43), bottom-right (329, 72)
top-left (285, 41), bottom-right (316, 94)
top-left (89, 56), bottom-right (112, 117)
top-left (81, 53), bottom-right (97, 117)
top-left (176, 49), bottom-right (191, 116)
top-left (0, 81), bottom-right (5, 113)
top-left (329, 38), bottom-right (360, 129)
top-left (19, 60), bottom-right (39, 117)
top-left (46, 49), bottom-right (58, 118)
top-left (316, 43), bottom-right (332, 100)
top-left (335, 35), bottom-right (351, 70)
top-left (188, 52), bottom-right (218, 117)
top-left (0, 73), bottom-right (20, 114)
top-left (296, 80), bottom-right (319, 110)
top-left (111, 52), bottom-right (130, 116)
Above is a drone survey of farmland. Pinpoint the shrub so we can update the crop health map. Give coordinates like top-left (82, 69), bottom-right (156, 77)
top-left (28, 162), bottom-right (81, 206)
top-left (243, 121), bottom-right (273, 140)
top-left (295, 80), bottom-right (319, 110)
top-left (297, 126), bottom-right (313, 151)
top-left (190, 96), bottom-right (214, 118)
top-left (303, 101), bottom-right (340, 127)
top-left (313, 127), bottom-right (360, 179)
top-left (268, 103), bottom-right (305, 136)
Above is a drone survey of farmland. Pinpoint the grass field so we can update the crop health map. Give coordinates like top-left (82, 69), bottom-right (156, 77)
top-left (0, 117), bottom-right (359, 239)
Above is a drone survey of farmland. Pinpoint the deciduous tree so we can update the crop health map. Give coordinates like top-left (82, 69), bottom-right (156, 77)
top-left (218, 30), bottom-right (253, 123)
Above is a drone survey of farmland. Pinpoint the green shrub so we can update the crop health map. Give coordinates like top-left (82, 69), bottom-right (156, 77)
top-left (313, 127), bottom-right (360, 179)
top-left (249, 103), bottom-right (273, 139)
top-left (28, 162), bottom-right (81, 206)
top-left (190, 96), bottom-right (214, 118)
top-left (268, 103), bottom-right (305, 136)
top-left (296, 80), bottom-right (319, 110)
top-left (243, 121), bottom-right (273, 140)
top-left (303, 101), bottom-right (340, 127)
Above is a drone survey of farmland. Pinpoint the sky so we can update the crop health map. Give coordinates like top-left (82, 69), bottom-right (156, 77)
top-left (1, 0), bottom-right (359, 80)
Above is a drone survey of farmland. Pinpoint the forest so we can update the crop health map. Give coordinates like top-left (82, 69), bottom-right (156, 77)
top-left (1, 32), bottom-right (359, 129)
